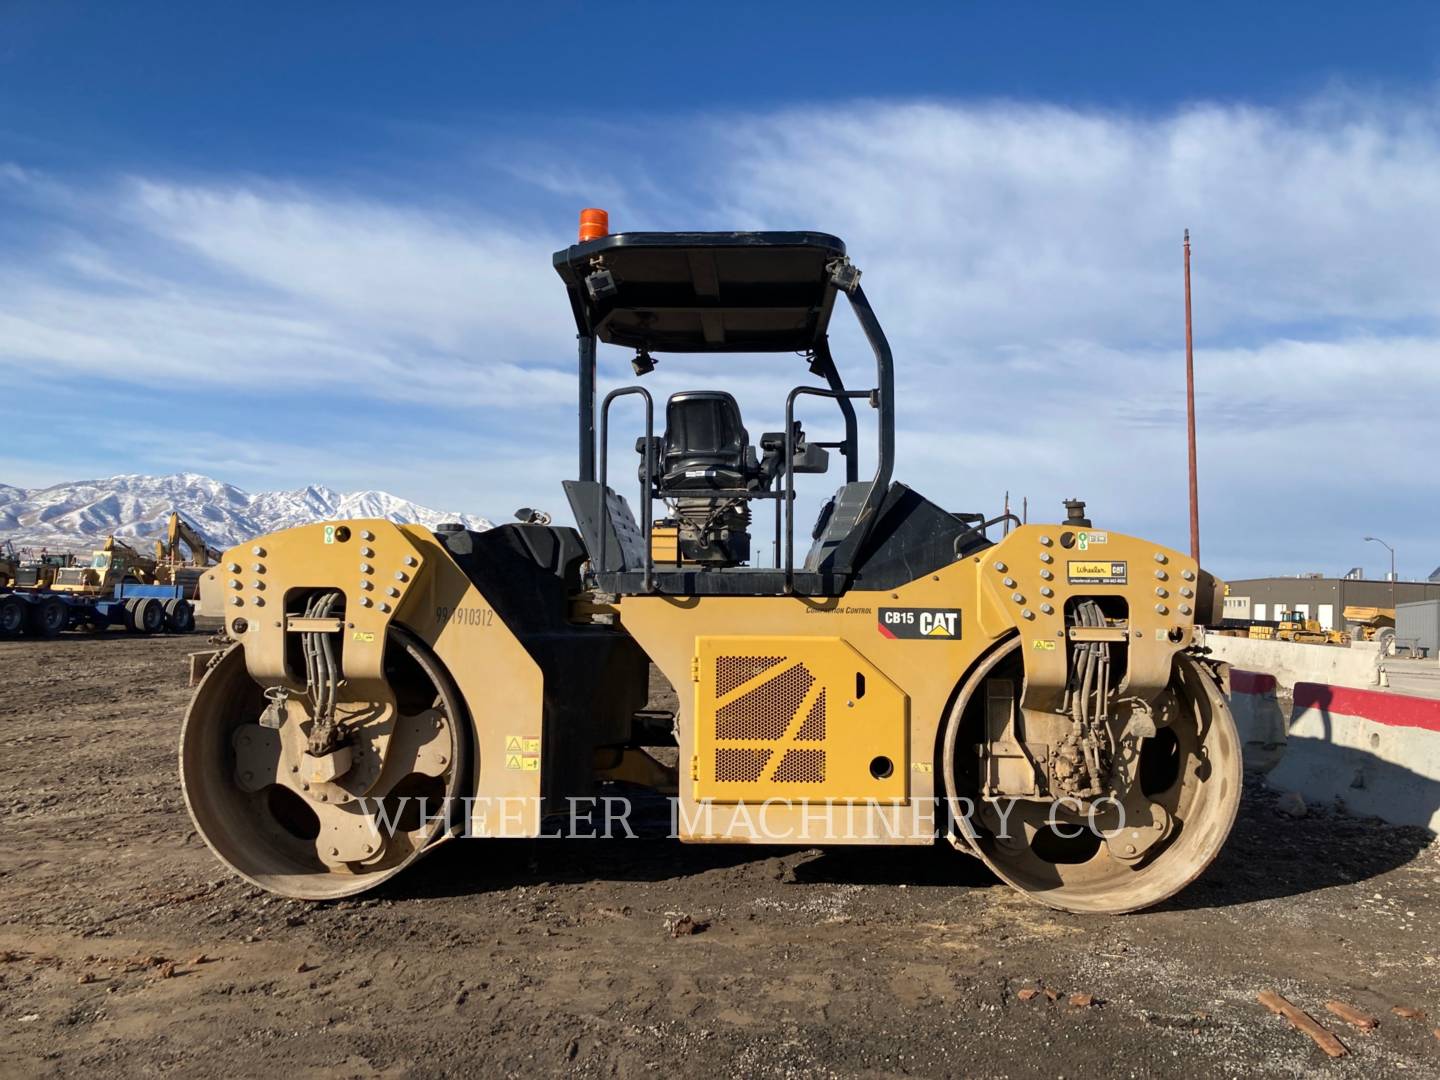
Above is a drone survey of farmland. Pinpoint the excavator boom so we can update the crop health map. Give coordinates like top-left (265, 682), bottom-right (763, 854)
top-left (159, 512), bottom-right (220, 567)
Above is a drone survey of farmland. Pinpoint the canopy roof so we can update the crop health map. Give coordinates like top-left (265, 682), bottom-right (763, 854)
top-left (553, 231), bottom-right (846, 353)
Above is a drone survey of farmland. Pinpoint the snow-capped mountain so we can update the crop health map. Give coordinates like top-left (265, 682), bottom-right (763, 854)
top-left (0, 473), bottom-right (492, 552)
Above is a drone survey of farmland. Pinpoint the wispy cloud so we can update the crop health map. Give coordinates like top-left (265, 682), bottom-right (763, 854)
top-left (2, 87), bottom-right (1438, 577)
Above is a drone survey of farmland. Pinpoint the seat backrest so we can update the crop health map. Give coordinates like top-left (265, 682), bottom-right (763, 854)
top-left (660, 391), bottom-right (752, 492)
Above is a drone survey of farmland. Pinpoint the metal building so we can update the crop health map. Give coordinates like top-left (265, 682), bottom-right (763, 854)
top-left (1223, 577), bottom-right (1440, 630)
top-left (1396, 600), bottom-right (1440, 656)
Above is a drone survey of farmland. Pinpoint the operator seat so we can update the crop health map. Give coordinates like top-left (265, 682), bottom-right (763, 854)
top-left (645, 391), bottom-right (761, 494)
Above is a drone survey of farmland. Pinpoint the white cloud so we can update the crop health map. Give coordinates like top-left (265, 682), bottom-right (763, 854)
top-left (714, 97), bottom-right (1440, 342)
top-left (2, 87), bottom-right (1439, 577)
top-left (129, 181), bottom-right (561, 352)
top-left (694, 97), bottom-right (1440, 576)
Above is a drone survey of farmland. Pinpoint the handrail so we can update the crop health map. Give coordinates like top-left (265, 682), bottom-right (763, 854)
top-left (784, 386), bottom-right (875, 591)
top-left (842, 282), bottom-right (895, 578)
top-left (578, 334), bottom-right (597, 482)
top-left (952, 512), bottom-right (1022, 557)
top-left (597, 386), bottom-right (654, 592)
top-left (814, 341), bottom-right (859, 483)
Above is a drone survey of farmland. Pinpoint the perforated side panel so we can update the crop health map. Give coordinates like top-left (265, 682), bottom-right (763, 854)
top-left (716, 655), bottom-right (785, 697)
top-left (715, 748), bottom-right (773, 783)
top-left (772, 748), bottom-right (825, 783)
top-left (795, 690), bottom-right (826, 741)
top-left (715, 662), bottom-right (814, 740)
top-left (694, 636), bottom-right (908, 803)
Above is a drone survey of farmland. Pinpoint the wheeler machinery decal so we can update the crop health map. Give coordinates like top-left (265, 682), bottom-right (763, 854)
top-left (1067, 560), bottom-right (1128, 585)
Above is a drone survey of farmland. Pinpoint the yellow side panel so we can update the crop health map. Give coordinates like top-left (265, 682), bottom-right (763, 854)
top-left (649, 526), bottom-right (680, 564)
top-left (694, 635), bottom-right (908, 803)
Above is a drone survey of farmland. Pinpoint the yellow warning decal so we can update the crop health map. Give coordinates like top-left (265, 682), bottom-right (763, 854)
top-left (351, 630), bottom-right (375, 643)
top-left (504, 734), bottom-right (541, 771)
top-left (1032, 638), bottom-right (1057, 651)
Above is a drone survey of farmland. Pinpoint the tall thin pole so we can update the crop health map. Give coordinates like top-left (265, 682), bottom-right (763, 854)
top-left (1382, 544), bottom-right (1393, 613)
top-left (1184, 230), bottom-right (1200, 564)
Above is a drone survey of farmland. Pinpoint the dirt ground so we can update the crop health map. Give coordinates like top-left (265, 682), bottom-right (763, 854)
top-left (2, 631), bottom-right (1438, 1079)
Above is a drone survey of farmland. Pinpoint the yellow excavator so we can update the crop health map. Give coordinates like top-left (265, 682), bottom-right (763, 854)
top-left (154, 512), bottom-right (221, 585)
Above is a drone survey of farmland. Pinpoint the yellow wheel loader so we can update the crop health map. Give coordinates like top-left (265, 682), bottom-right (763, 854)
top-left (182, 217), bottom-right (1241, 914)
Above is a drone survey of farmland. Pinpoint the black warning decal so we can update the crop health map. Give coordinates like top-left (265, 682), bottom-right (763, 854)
top-left (877, 607), bottom-right (961, 640)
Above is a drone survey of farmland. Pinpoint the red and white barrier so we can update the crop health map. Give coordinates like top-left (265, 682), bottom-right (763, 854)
top-left (1266, 682), bottom-right (1440, 834)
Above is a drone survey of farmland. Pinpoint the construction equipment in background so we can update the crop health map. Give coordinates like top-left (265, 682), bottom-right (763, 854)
top-left (180, 213), bottom-right (1242, 915)
top-left (2, 562), bottom-right (196, 637)
top-left (10, 551), bottom-right (75, 591)
top-left (51, 535), bottom-right (159, 595)
top-left (1272, 611), bottom-right (1350, 646)
top-left (153, 511), bottom-right (222, 596)
top-left (41, 513), bottom-right (218, 598)
top-left (1344, 604), bottom-right (1396, 653)
top-left (3, 531), bottom-right (198, 638)
top-left (0, 541), bottom-right (16, 588)
top-left (154, 511), bottom-right (222, 569)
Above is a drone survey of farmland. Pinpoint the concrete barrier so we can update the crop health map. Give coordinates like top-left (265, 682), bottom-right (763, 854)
top-left (1226, 670), bottom-right (1287, 774)
top-left (1266, 682), bottom-right (1440, 835)
top-left (1202, 632), bottom-right (1381, 691)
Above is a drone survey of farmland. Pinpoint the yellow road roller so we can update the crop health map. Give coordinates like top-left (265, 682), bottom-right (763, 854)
top-left (182, 215), bottom-right (1240, 914)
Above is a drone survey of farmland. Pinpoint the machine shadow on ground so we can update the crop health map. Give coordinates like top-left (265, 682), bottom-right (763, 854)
top-left (1277, 683), bottom-right (1440, 840)
top-left (378, 834), bottom-right (1003, 903)
top-left (375, 779), bottom-right (1432, 908)
top-left (1160, 779), bottom-right (1434, 912)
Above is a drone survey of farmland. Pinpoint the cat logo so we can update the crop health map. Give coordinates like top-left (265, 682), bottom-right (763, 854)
top-left (921, 611), bottom-right (958, 636)
top-left (878, 607), bottom-right (962, 640)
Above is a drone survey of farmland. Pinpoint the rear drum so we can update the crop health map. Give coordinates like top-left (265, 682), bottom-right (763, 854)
top-left (942, 637), bottom-right (1241, 914)
top-left (180, 625), bottom-right (469, 899)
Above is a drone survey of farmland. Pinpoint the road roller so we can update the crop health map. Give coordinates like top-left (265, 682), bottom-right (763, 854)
top-left (182, 215), bottom-right (1241, 913)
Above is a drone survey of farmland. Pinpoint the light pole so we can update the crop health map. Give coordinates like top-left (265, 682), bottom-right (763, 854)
top-left (1184, 230), bottom-right (1200, 563)
top-left (1364, 536), bottom-right (1396, 610)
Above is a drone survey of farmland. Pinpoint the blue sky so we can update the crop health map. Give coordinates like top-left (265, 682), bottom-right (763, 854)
top-left (3, 3), bottom-right (1440, 579)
